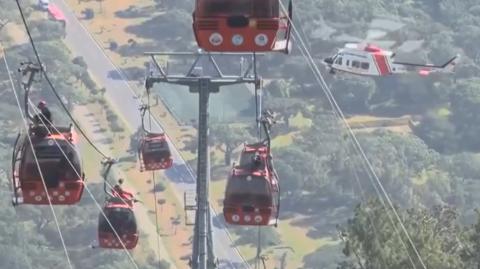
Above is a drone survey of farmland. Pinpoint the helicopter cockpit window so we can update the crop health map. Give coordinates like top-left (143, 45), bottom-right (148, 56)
top-left (352, 61), bottom-right (360, 68)
top-left (335, 57), bottom-right (343, 65)
top-left (361, 62), bottom-right (370, 70)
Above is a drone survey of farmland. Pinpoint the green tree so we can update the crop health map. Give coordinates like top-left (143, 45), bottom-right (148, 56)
top-left (80, 71), bottom-right (97, 90)
top-left (331, 77), bottom-right (376, 114)
top-left (463, 210), bottom-right (480, 268)
top-left (72, 56), bottom-right (88, 68)
top-left (264, 79), bottom-right (299, 98)
top-left (339, 200), bottom-right (464, 269)
top-left (263, 97), bottom-right (306, 129)
top-left (210, 124), bottom-right (253, 165)
top-left (450, 79), bottom-right (480, 151)
top-left (30, 20), bottom-right (65, 41)
top-left (275, 146), bottom-right (328, 200)
top-left (414, 111), bottom-right (457, 153)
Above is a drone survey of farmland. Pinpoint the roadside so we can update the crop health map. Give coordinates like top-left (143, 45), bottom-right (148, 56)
top-left (73, 104), bottom-right (183, 268)
top-left (63, 0), bottom-right (197, 153)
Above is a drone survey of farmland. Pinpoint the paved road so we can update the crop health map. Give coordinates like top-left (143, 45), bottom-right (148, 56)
top-left (52, 1), bottom-right (249, 268)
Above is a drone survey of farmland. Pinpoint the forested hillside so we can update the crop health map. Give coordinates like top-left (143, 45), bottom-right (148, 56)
top-left (2, 0), bottom-right (480, 268)
top-left (271, 1), bottom-right (480, 268)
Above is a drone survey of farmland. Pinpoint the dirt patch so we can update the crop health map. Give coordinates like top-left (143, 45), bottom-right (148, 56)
top-left (346, 114), bottom-right (413, 133)
top-left (4, 23), bottom-right (28, 45)
top-left (64, 0), bottom-right (156, 68)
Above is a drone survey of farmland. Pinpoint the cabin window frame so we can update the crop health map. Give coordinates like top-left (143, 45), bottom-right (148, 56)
top-left (226, 175), bottom-right (271, 196)
top-left (361, 62), bottom-right (370, 70)
top-left (144, 140), bottom-right (168, 153)
top-left (199, 0), bottom-right (277, 17)
top-left (99, 207), bottom-right (137, 234)
top-left (23, 141), bottom-right (82, 180)
top-left (335, 57), bottom-right (343, 66)
top-left (225, 175), bottom-right (273, 206)
top-left (253, 0), bottom-right (278, 17)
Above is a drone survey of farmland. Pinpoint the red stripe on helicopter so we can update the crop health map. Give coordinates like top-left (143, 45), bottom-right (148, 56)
top-left (384, 55), bottom-right (392, 73)
top-left (373, 54), bottom-right (390, 75)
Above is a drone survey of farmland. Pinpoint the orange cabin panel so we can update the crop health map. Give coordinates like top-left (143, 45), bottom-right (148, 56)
top-left (193, 18), bottom-right (280, 52)
top-left (193, 0), bottom-right (281, 52)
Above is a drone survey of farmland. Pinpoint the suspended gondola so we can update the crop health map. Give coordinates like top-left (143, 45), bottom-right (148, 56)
top-left (138, 104), bottom-right (173, 171)
top-left (98, 159), bottom-right (139, 249)
top-left (223, 111), bottom-right (280, 226)
top-left (11, 63), bottom-right (84, 206)
top-left (192, 0), bottom-right (293, 53)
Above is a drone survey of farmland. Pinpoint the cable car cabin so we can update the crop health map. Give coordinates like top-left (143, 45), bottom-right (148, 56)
top-left (139, 133), bottom-right (173, 171)
top-left (223, 143), bottom-right (279, 226)
top-left (98, 196), bottom-right (139, 249)
top-left (11, 125), bottom-right (84, 205)
top-left (193, 0), bottom-right (291, 52)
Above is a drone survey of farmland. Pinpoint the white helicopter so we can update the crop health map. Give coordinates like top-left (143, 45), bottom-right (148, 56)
top-left (321, 17), bottom-right (461, 77)
top-left (323, 42), bottom-right (460, 77)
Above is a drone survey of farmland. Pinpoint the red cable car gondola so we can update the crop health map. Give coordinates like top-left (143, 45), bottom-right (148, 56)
top-left (138, 105), bottom-right (173, 172)
top-left (223, 111), bottom-right (280, 226)
top-left (98, 160), bottom-right (139, 249)
top-left (192, 0), bottom-right (293, 53)
top-left (98, 195), bottom-right (139, 249)
top-left (223, 142), bottom-right (279, 226)
top-left (12, 124), bottom-right (85, 205)
top-left (11, 63), bottom-right (85, 206)
top-left (139, 133), bottom-right (173, 171)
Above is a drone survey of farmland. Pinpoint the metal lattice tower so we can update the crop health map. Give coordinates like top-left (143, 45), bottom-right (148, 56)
top-left (145, 50), bottom-right (261, 269)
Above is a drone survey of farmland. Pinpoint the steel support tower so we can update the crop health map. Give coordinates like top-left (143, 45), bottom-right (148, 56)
top-left (145, 50), bottom-right (260, 269)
